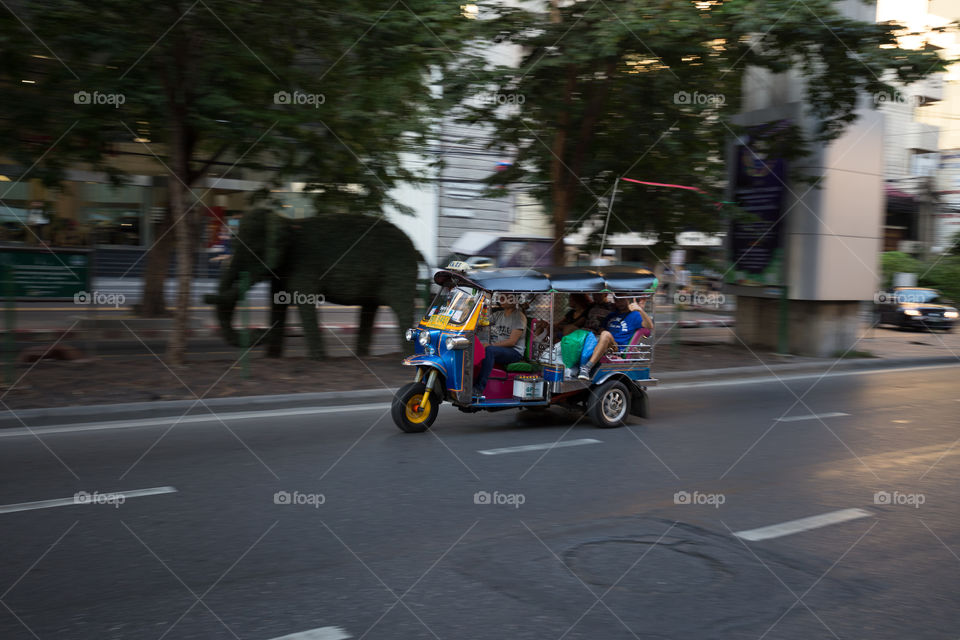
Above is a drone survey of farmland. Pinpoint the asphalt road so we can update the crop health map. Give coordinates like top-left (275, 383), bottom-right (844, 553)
top-left (1, 365), bottom-right (958, 639)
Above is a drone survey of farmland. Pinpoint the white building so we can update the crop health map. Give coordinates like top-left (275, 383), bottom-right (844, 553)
top-left (877, 0), bottom-right (958, 254)
top-left (386, 12), bottom-right (551, 269)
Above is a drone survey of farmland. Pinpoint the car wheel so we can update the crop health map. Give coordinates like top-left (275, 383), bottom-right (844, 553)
top-left (392, 381), bottom-right (439, 433)
top-left (587, 380), bottom-right (630, 428)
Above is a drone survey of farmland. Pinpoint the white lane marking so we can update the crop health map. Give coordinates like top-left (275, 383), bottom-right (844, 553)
top-left (776, 412), bottom-right (849, 422)
top-left (660, 363), bottom-right (960, 390)
top-left (0, 486), bottom-right (177, 515)
top-left (268, 627), bottom-right (351, 640)
top-left (478, 438), bottom-right (602, 455)
top-left (0, 404), bottom-right (393, 439)
top-left (733, 508), bottom-right (872, 541)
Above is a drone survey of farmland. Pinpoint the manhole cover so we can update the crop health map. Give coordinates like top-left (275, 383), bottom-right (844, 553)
top-left (565, 537), bottom-right (729, 594)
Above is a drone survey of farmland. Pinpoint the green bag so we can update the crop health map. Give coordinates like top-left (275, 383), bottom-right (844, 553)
top-left (560, 330), bottom-right (590, 369)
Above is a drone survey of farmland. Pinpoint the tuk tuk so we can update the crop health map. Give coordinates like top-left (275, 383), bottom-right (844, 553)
top-left (391, 263), bottom-right (659, 432)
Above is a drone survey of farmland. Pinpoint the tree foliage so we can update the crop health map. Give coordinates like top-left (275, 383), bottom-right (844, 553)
top-left (459, 0), bottom-right (947, 263)
top-left (880, 250), bottom-right (921, 288)
top-left (0, 0), bottom-right (470, 362)
top-left (919, 256), bottom-right (960, 303)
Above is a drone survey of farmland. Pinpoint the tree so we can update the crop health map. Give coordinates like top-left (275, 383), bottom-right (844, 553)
top-left (459, 0), bottom-right (946, 265)
top-left (0, 0), bottom-right (469, 364)
top-left (880, 251), bottom-right (920, 289)
top-left (947, 230), bottom-right (960, 256)
top-left (919, 256), bottom-right (960, 303)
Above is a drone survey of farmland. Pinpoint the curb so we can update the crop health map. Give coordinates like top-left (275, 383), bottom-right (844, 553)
top-left (1, 355), bottom-right (955, 430)
top-left (0, 318), bottom-right (733, 343)
top-left (656, 355), bottom-right (959, 383)
top-left (0, 328), bottom-right (216, 342)
top-left (1, 387), bottom-right (396, 429)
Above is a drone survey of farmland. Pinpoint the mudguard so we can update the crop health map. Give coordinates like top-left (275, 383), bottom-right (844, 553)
top-left (629, 386), bottom-right (649, 419)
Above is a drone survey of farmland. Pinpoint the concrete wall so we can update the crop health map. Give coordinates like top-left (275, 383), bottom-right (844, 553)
top-left (736, 297), bottom-right (863, 357)
top-left (733, 0), bottom-right (889, 356)
top-left (788, 102), bottom-right (886, 301)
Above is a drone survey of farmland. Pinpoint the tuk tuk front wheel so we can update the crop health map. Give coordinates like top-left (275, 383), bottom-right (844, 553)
top-left (392, 381), bottom-right (439, 433)
top-left (587, 380), bottom-right (630, 428)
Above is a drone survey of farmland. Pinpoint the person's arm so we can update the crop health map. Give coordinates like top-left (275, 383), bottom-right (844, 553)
top-left (492, 328), bottom-right (523, 348)
top-left (629, 298), bottom-right (654, 331)
top-left (570, 307), bottom-right (589, 328)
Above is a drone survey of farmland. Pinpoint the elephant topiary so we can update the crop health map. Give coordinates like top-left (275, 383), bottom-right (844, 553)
top-left (205, 210), bottom-right (422, 359)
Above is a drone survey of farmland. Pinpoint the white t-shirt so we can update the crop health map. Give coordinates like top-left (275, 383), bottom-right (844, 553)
top-left (489, 309), bottom-right (526, 355)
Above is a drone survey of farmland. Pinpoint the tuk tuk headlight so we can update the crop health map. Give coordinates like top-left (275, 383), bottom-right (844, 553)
top-left (405, 328), bottom-right (415, 342)
top-left (418, 331), bottom-right (430, 347)
top-left (444, 336), bottom-right (470, 350)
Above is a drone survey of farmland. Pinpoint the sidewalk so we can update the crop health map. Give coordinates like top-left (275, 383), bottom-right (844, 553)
top-left (0, 322), bottom-right (955, 418)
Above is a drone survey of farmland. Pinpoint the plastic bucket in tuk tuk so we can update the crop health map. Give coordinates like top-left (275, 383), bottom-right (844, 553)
top-left (542, 363), bottom-right (563, 383)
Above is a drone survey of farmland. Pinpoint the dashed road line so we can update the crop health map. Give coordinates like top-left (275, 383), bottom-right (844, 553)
top-left (267, 627), bottom-right (351, 640)
top-left (733, 508), bottom-right (872, 541)
top-left (0, 486), bottom-right (177, 515)
top-left (776, 412), bottom-right (850, 422)
top-left (479, 438), bottom-right (602, 455)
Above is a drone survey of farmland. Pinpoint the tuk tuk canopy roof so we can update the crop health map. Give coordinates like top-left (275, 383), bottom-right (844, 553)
top-left (433, 265), bottom-right (658, 294)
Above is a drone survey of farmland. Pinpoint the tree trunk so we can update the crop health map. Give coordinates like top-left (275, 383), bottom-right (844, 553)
top-left (550, 66), bottom-right (577, 266)
top-left (551, 182), bottom-right (569, 266)
top-left (138, 206), bottom-right (174, 317)
top-left (165, 123), bottom-right (193, 366)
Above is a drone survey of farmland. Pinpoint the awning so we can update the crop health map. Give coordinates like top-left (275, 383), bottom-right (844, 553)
top-left (449, 231), bottom-right (498, 256)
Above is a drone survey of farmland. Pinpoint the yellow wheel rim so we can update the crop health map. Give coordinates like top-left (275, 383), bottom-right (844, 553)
top-left (404, 394), bottom-right (431, 424)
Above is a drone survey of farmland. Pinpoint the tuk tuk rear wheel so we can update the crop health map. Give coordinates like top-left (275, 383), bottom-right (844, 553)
top-left (392, 381), bottom-right (439, 433)
top-left (587, 380), bottom-right (630, 428)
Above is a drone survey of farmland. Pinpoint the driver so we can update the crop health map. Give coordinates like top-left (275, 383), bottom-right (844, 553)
top-left (473, 293), bottom-right (526, 397)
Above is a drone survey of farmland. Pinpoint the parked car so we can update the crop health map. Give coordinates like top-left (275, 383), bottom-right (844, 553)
top-left (875, 287), bottom-right (957, 332)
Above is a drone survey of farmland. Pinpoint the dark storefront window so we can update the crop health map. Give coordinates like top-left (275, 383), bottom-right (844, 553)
top-left (81, 183), bottom-right (146, 246)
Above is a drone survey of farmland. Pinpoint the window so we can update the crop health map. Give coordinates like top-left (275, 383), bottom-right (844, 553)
top-left (81, 183), bottom-right (146, 246)
top-left (910, 151), bottom-right (938, 177)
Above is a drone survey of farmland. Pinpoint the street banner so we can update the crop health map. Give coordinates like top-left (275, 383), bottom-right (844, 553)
top-left (729, 142), bottom-right (787, 286)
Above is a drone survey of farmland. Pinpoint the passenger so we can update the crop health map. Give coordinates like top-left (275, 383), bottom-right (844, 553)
top-left (584, 294), bottom-right (615, 332)
top-left (557, 293), bottom-right (594, 338)
top-left (474, 293), bottom-right (527, 396)
top-left (577, 295), bottom-right (653, 380)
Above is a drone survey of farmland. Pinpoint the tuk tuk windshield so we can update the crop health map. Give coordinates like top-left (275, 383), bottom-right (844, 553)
top-left (423, 286), bottom-right (480, 328)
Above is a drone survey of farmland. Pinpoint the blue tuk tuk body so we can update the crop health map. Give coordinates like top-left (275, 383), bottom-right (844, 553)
top-left (391, 265), bottom-right (658, 432)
